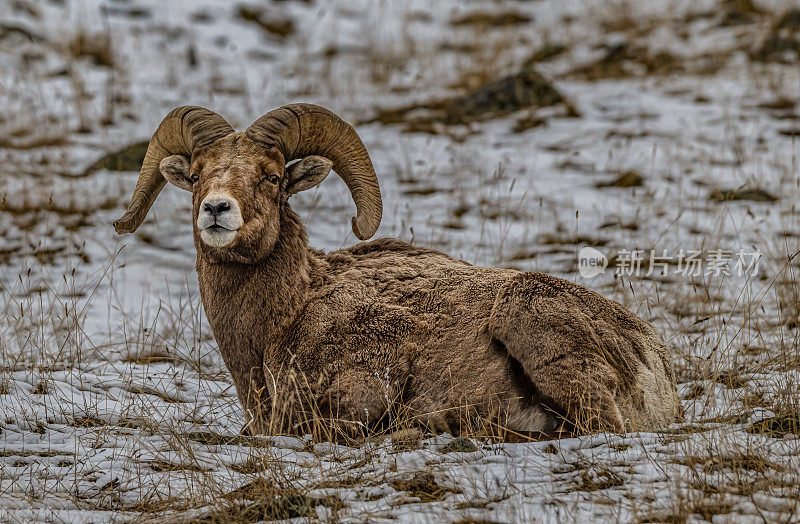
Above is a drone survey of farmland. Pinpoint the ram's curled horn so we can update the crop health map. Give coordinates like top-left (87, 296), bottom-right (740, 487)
top-left (245, 104), bottom-right (382, 240)
top-left (113, 106), bottom-right (234, 234)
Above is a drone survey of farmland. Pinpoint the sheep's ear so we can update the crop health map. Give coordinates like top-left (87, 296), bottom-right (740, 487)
top-left (285, 156), bottom-right (333, 195)
top-left (159, 155), bottom-right (193, 191)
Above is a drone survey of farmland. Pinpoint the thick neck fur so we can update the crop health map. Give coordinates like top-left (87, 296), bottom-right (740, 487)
top-left (196, 206), bottom-right (315, 370)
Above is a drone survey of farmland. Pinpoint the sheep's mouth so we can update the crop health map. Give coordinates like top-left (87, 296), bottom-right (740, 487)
top-left (204, 224), bottom-right (236, 232)
top-left (200, 224), bottom-right (239, 248)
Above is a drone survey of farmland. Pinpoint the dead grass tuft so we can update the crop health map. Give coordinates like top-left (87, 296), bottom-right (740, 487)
top-left (67, 31), bottom-right (114, 67)
top-left (451, 11), bottom-right (532, 28)
top-left (702, 453), bottom-right (784, 474)
top-left (575, 466), bottom-right (626, 491)
top-left (391, 471), bottom-right (459, 502)
top-left (570, 43), bottom-right (682, 81)
top-left (236, 4), bottom-right (295, 38)
top-left (186, 431), bottom-right (273, 448)
top-left (148, 460), bottom-right (207, 473)
top-left (643, 496), bottom-right (734, 523)
top-left (596, 171), bottom-right (645, 189)
top-left (709, 187), bottom-right (778, 203)
top-left (192, 491), bottom-right (341, 523)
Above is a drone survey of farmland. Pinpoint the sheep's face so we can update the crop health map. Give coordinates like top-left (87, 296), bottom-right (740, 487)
top-left (159, 132), bottom-right (333, 263)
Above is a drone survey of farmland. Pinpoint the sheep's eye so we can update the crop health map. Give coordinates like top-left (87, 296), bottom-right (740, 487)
top-left (261, 174), bottom-right (279, 185)
top-left (190, 173), bottom-right (199, 183)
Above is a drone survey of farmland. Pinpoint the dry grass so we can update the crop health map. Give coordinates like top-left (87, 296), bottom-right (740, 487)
top-left (66, 30), bottom-right (114, 67)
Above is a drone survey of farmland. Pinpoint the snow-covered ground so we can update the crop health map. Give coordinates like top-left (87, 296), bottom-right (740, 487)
top-left (2, 0), bottom-right (800, 521)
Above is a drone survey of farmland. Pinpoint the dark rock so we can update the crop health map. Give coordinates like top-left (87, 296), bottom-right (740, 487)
top-left (366, 65), bottom-right (570, 133)
top-left (442, 65), bottom-right (563, 124)
top-left (439, 436), bottom-right (478, 453)
top-left (81, 140), bottom-right (149, 176)
top-left (748, 414), bottom-right (800, 438)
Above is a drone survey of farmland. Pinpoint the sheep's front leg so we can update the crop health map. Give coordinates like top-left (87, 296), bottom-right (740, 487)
top-left (254, 364), bottom-right (397, 438)
top-left (217, 343), bottom-right (272, 435)
top-left (315, 367), bottom-right (402, 439)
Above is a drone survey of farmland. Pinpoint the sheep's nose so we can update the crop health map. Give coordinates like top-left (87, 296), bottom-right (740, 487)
top-left (197, 193), bottom-right (243, 233)
top-left (204, 201), bottom-right (230, 217)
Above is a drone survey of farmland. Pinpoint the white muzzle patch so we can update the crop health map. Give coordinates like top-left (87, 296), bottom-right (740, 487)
top-left (197, 192), bottom-right (243, 248)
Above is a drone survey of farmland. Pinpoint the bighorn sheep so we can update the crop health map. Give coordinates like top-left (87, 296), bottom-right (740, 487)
top-left (114, 104), bottom-right (680, 437)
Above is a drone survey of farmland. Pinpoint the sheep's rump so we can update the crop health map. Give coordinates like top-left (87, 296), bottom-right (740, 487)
top-left (486, 271), bottom-right (680, 432)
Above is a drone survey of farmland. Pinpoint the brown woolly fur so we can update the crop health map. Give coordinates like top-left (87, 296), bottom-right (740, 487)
top-left (116, 104), bottom-right (681, 440)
